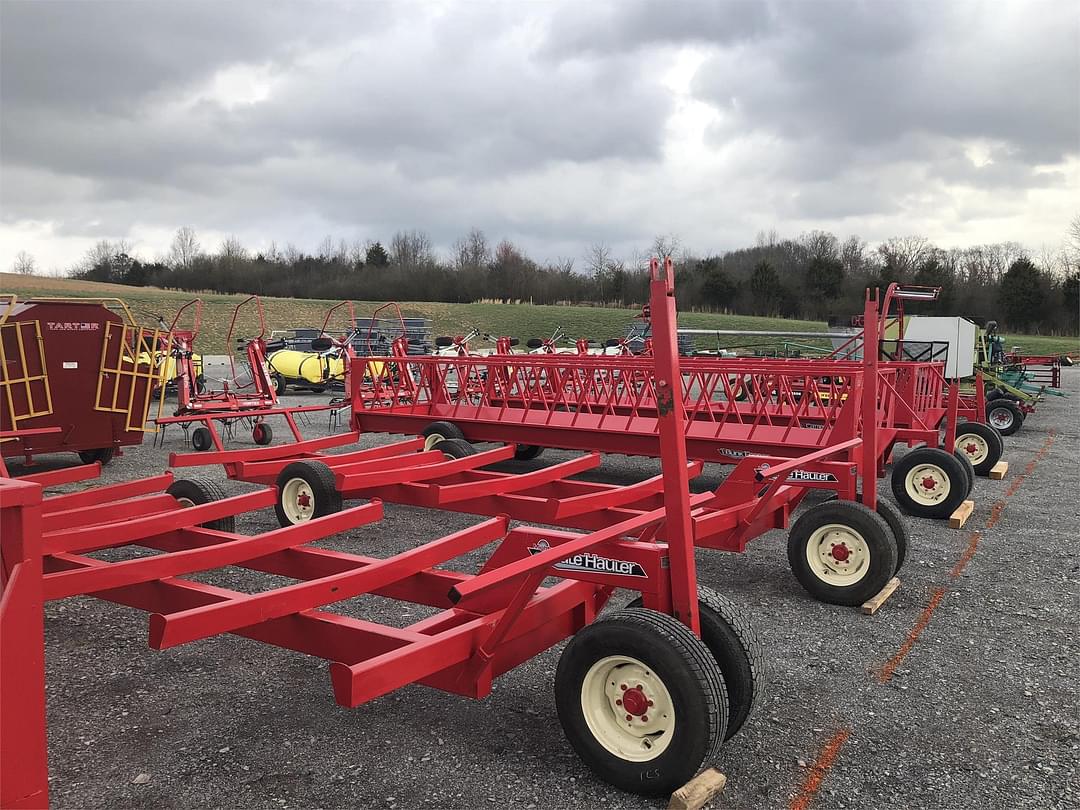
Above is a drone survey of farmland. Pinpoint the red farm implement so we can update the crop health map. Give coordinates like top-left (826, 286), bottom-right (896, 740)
top-left (152, 296), bottom-right (344, 452)
top-left (0, 296), bottom-right (169, 469)
top-left (346, 282), bottom-right (980, 522)
top-left (0, 258), bottom-right (814, 805)
top-left (172, 260), bottom-right (907, 609)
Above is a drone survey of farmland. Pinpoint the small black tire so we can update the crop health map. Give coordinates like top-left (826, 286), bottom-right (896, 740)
top-left (194, 374), bottom-right (207, 395)
top-left (952, 422), bottom-right (1004, 476)
top-left (436, 438), bottom-right (477, 459)
top-left (890, 447), bottom-right (969, 519)
top-left (191, 427), bottom-right (214, 452)
top-left (625, 587), bottom-right (764, 741)
top-left (167, 476), bottom-right (236, 533)
top-left (555, 608), bottom-right (728, 796)
top-left (77, 447), bottom-right (115, 466)
top-left (514, 444), bottom-right (545, 461)
top-left (952, 449), bottom-right (975, 497)
top-left (787, 500), bottom-right (897, 605)
top-left (273, 373), bottom-right (287, 396)
top-left (421, 420), bottom-right (466, 450)
top-left (252, 422), bottom-right (273, 446)
top-left (274, 460), bottom-right (342, 527)
top-left (986, 399), bottom-right (1023, 436)
top-left (985, 388), bottom-right (1003, 402)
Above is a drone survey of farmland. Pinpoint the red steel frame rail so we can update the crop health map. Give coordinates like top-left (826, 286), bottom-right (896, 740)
top-left (0, 258), bottom-right (722, 807)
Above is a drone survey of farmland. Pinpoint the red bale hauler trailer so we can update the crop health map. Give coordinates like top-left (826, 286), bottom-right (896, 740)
top-left (1, 258), bottom-right (796, 806)
top-left (172, 260), bottom-right (907, 608)
top-left (0, 296), bottom-right (168, 468)
top-left (345, 278), bottom-right (976, 521)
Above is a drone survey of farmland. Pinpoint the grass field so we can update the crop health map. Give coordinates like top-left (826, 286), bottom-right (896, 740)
top-left (3, 272), bottom-right (1077, 356)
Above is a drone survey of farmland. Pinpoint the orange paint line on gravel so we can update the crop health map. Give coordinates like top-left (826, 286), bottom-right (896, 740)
top-left (876, 429), bottom-right (1058, 682)
top-left (876, 587), bottom-right (946, 682)
top-left (949, 531), bottom-right (982, 578)
top-left (790, 727), bottom-right (852, 810)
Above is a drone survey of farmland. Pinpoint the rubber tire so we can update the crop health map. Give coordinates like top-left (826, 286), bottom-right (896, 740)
top-left (191, 427), bottom-right (214, 452)
top-left (514, 444), bottom-right (545, 461)
top-left (952, 449), bottom-right (975, 497)
top-left (195, 374), bottom-right (207, 395)
top-left (953, 422), bottom-right (1004, 476)
top-left (422, 420), bottom-right (466, 450)
top-left (437, 438), bottom-right (477, 459)
top-left (626, 587), bottom-right (765, 741)
top-left (986, 399), bottom-right (1023, 436)
top-left (273, 460), bottom-right (343, 527)
top-left (985, 388), bottom-right (1003, 402)
top-left (890, 447), bottom-right (970, 519)
top-left (167, 476), bottom-right (236, 533)
top-left (787, 501), bottom-right (897, 606)
top-left (77, 447), bottom-right (115, 466)
top-left (555, 608), bottom-right (728, 797)
top-left (252, 422), bottom-right (273, 446)
top-left (824, 494), bottom-right (908, 575)
top-left (273, 373), bottom-right (287, 396)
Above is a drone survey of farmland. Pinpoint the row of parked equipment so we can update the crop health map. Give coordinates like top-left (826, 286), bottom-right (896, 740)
top-left (0, 263), bottom-right (1056, 807)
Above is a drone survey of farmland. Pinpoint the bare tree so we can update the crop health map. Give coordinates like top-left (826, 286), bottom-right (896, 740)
top-left (1066, 213), bottom-right (1080, 271)
top-left (876, 235), bottom-right (933, 278)
top-left (12, 250), bottom-right (36, 275)
top-left (652, 233), bottom-right (681, 259)
top-left (168, 226), bottom-right (201, 269)
top-left (452, 228), bottom-right (491, 272)
top-left (584, 243), bottom-right (612, 276)
top-left (389, 230), bottom-right (434, 269)
top-left (219, 236), bottom-right (247, 261)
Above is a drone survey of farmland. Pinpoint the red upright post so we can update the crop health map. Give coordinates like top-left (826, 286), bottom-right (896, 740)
top-left (0, 478), bottom-right (49, 810)
top-left (647, 257), bottom-right (700, 634)
top-left (861, 290), bottom-right (879, 510)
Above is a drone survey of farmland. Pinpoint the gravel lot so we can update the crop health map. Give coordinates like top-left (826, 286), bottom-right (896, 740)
top-left (19, 369), bottom-right (1078, 809)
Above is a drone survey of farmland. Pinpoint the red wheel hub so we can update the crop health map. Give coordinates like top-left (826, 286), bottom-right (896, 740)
top-left (965, 442), bottom-right (978, 455)
top-left (921, 476), bottom-right (937, 490)
top-left (621, 685), bottom-right (648, 716)
top-left (297, 492), bottom-right (312, 508)
top-left (830, 544), bottom-right (851, 562)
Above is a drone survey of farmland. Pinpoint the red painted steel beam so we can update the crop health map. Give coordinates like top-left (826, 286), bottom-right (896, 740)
top-left (150, 515), bottom-right (510, 649)
top-left (169, 431), bottom-right (359, 468)
top-left (39, 472), bottom-right (173, 513)
top-left (336, 444), bottom-right (515, 490)
top-left (43, 501), bottom-right (383, 601)
top-left (0, 478), bottom-right (49, 810)
top-left (42, 489), bottom-right (275, 555)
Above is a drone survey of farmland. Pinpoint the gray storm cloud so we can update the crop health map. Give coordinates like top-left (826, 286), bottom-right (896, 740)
top-left (1, 0), bottom-right (1076, 270)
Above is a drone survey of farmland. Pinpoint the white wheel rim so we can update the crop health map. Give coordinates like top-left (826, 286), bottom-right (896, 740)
top-left (804, 523), bottom-right (871, 586)
top-left (988, 409), bottom-right (1013, 430)
top-left (904, 463), bottom-right (951, 506)
top-left (580, 655), bottom-right (675, 762)
top-left (423, 433), bottom-right (445, 451)
top-left (955, 433), bottom-right (989, 465)
top-left (281, 477), bottom-right (316, 523)
top-left (176, 497), bottom-right (195, 508)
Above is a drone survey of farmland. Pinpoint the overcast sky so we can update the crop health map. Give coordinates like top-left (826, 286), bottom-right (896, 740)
top-left (2, 0), bottom-right (1077, 273)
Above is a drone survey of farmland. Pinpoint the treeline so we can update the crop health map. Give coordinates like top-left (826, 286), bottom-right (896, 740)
top-left (67, 226), bottom-right (1079, 334)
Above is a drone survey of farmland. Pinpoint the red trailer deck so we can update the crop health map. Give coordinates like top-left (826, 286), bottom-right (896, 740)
top-left (346, 286), bottom-right (976, 521)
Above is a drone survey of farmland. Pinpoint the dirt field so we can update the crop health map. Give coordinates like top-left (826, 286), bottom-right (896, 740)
top-left (12, 370), bottom-right (1078, 809)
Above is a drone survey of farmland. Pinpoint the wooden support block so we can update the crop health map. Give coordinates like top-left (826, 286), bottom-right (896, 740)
top-left (861, 576), bottom-right (901, 615)
top-left (668, 769), bottom-right (727, 810)
top-left (989, 461), bottom-right (1009, 480)
top-left (948, 499), bottom-right (975, 529)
